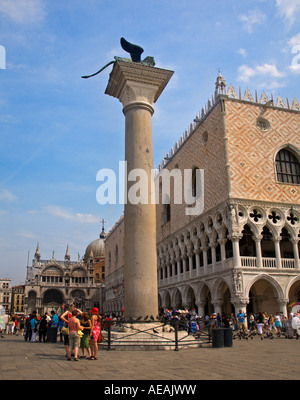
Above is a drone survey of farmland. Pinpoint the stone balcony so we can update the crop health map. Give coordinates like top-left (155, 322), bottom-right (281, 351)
top-left (158, 255), bottom-right (299, 288)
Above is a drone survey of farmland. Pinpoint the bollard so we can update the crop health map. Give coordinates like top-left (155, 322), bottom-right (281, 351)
top-left (46, 327), bottom-right (57, 343)
top-left (212, 328), bottom-right (224, 348)
top-left (224, 328), bottom-right (233, 347)
top-left (107, 322), bottom-right (111, 351)
top-left (174, 319), bottom-right (179, 351)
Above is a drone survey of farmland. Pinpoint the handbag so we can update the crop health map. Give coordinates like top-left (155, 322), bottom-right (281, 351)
top-left (61, 325), bottom-right (69, 335)
top-left (97, 332), bottom-right (104, 343)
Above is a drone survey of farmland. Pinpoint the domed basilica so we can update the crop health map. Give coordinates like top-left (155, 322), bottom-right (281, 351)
top-left (24, 227), bottom-right (106, 315)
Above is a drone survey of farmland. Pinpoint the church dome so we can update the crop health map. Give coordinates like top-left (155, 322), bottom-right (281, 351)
top-left (84, 228), bottom-right (106, 260)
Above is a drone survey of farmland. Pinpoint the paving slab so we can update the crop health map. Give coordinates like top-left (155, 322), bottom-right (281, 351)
top-left (0, 334), bottom-right (299, 381)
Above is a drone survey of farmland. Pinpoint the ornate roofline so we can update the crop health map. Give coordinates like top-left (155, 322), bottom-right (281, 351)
top-left (157, 77), bottom-right (300, 171)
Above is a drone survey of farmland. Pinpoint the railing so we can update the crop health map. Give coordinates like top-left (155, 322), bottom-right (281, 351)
top-left (241, 256), bottom-right (296, 269)
top-left (281, 258), bottom-right (295, 269)
top-left (159, 256), bottom-right (298, 287)
top-left (262, 257), bottom-right (277, 268)
top-left (241, 256), bottom-right (257, 267)
top-left (99, 318), bottom-right (212, 351)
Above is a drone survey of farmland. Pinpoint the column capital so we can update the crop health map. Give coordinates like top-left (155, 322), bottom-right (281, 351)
top-left (105, 60), bottom-right (174, 109)
top-left (218, 238), bottom-right (227, 246)
top-left (252, 234), bottom-right (263, 242)
top-left (228, 232), bottom-right (243, 241)
top-left (230, 297), bottom-right (249, 307)
top-left (201, 246), bottom-right (209, 252)
top-left (272, 236), bottom-right (282, 242)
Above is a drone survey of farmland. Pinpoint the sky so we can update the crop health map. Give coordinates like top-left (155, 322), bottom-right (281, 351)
top-left (0, 0), bottom-right (300, 285)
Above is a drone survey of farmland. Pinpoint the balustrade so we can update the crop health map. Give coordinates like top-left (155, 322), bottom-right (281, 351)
top-left (159, 254), bottom-right (298, 287)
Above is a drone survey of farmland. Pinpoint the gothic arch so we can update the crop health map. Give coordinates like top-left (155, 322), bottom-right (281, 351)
top-left (70, 264), bottom-right (87, 276)
top-left (70, 289), bottom-right (86, 298)
top-left (263, 219), bottom-right (280, 238)
top-left (197, 281), bottom-right (213, 301)
top-left (281, 222), bottom-right (298, 239)
top-left (27, 290), bottom-right (37, 311)
top-left (285, 275), bottom-right (300, 300)
top-left (172, 287), bottom-right (183, 309)
top-left (42, 288), bottom-right (64, 305)
top-left (213, 276), bottom-right (234, 301)
top-left (41, 263), bottom-right (64, 276)
top-left (241, 220), bottom-right (260, 237)
top-left (273, 143), bottom-right (300, 163)
top-left (245, 274), bottom-right (284, 300)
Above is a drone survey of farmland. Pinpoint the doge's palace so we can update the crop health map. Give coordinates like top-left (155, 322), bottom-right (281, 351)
top-left (105, 73), bottom-right (300, 318)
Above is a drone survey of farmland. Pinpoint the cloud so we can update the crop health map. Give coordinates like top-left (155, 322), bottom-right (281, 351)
top-left (276, 0), bottom-right (300, 27)
top-left (237, 48), bottom-right (248, 57)
top-left (289, 33), bottom-right (300, 47)
top-left (0, 189), bottom-right (18, 202)
top-left (237, 63), bottom-right (284, 82)
top-left (257, 80), bottom-right (287, 91)
top-left (44, 205), bottom-right (99, 224)
top-left (238, 8), bottom-right (266, 33)
top-left (0, 0), bottom-right (46, 24)
top-left (19, 230), bottom-right (38, 239)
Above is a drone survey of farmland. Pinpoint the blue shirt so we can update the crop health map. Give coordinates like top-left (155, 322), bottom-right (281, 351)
top-left (237, 313), bottom-right (246, 323)
top-left (50, 314), bottom-right (59, 328)
top-left (30, 318), bottom-right (38, 329)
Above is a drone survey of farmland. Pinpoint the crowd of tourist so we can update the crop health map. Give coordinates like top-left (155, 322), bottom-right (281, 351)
top-left (159, 308), bottom-right (300, 340)
top-left (1, 306), bottom-right (299, 357)
top-left (0, 304), bottom-right (104, 361)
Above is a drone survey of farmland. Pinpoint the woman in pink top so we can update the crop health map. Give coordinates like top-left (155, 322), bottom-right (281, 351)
top-left (89, 308), bottom-right (102, 360)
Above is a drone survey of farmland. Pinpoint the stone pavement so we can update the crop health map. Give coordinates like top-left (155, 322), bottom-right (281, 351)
top-left (0, 334), bottom-right (299, 381)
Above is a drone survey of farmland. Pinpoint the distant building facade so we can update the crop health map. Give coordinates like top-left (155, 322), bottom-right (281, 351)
top-left (11, 285), bottom-right (25, 314)
top-left (24, 228), bottom-right (106, 315)
top-left (104, 74), bottom-right (300, 317)
top-left (0, 278), bottom-right (12, 314)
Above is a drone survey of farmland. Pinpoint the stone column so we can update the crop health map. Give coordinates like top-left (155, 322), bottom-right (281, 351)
top-left (229, 233), bottom-right (242, 268)
top-left (273, 236), bottom-right (282, 269)
top-left (212, 300), bottom-right (223, 315)
top-left (277, 299), bottom-right (288, 317)
top-left (231, 297), bottom-right (249, 319)
top-left (105, 60), bottom-right (173, 319)
top-left (201, 245), bottom-right (209, 275)
top-left (196, 301), bottom-right (206, 318)
top-left (194, 248), bottom-right (200, 270)
top-left (291, 238), bottom-right (300, 269)
top-left (210, 242), bottom-right (217, 273)
top-left (253, 234), bottom-right (263, 268)
top-left (171, 260), bottom-right (176, 279)
top-left (187, 253), bottom-right (193, 279)
top-left (218, 238), bottom-right (227, 263)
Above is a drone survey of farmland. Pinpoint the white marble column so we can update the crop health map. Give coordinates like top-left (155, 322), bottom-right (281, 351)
top-left (253, 234), bottom-right (263, 268)
top-left (291, 238), bottom-right (300, 269)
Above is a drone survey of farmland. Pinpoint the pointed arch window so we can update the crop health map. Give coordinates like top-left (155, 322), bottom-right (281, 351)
top-left (162, 195), bottom-right (170, 225)
top-left (275, 148), bottom-right (300, 184)
top-left (115, 245), bottom-right (118, 263)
